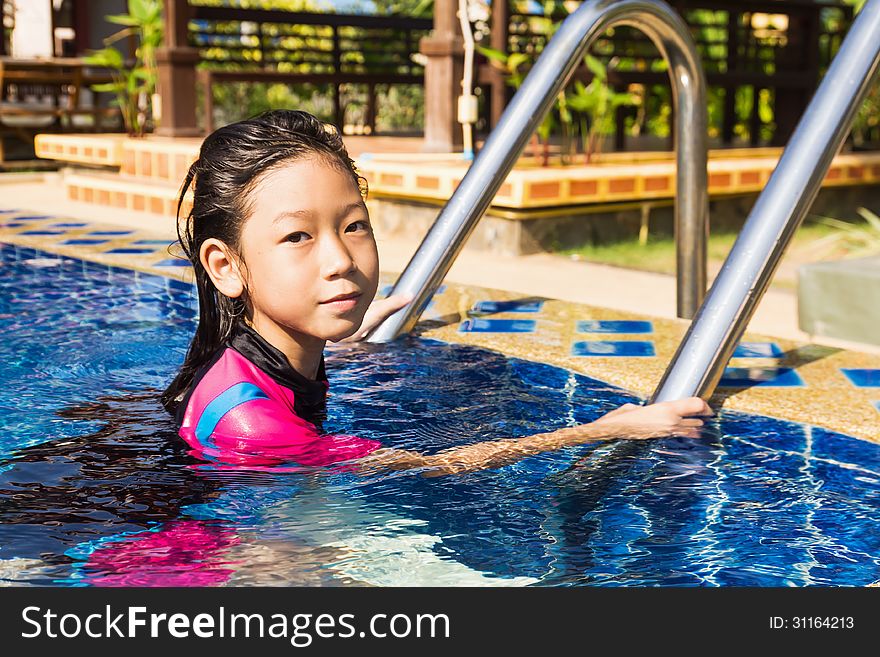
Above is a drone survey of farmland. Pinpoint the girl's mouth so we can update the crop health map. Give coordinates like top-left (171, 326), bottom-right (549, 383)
top-left (320, 292), bottom-right (361, 313)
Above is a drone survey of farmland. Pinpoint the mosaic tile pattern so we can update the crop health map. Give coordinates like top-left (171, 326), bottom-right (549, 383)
top-left (576, 320), bottom-right (653, 334)
top-left (459, 319), bottom-right (536, 333)
top-left (471, 300), bottom-right (544, 314)
top-left (841, 368), bottom-right (880, 388)
top-left (572, 340), bottom-right (656, 357)
top-left (732, 342), bottom-right (784, 358)
top-left (718, 367), bottom-right (805, 388)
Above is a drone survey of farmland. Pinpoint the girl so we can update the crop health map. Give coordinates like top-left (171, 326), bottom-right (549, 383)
top-left (161, 110), bottom-right (711, 476)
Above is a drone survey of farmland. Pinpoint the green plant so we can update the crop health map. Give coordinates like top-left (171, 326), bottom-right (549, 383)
top-left (479, 3), bottom-right (637, 166)
top-left (809, 207), bottom-right (880, 259)
top-left (565, 55), bottom-right (637, 163)
top-left (84, 0), bottom-right (163, 137)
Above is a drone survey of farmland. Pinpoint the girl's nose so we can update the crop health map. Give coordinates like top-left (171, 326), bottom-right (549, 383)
top-left (320, 235), bottom-right (356, 279)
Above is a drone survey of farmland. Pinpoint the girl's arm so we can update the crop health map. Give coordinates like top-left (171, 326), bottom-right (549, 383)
top-left (358, 397), bottom-right (712, 476)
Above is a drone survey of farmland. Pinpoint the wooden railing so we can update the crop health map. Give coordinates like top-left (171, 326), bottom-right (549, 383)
top-left (481, 0), bottom-right (854, 148)
top-left (188, 5), bottom-right (432, 132)
top-left (0, 56), bottom-right (119, 162)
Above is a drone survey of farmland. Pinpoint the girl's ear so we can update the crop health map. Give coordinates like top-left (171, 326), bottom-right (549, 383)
top-left (200, 238), bottom-right (245, 299)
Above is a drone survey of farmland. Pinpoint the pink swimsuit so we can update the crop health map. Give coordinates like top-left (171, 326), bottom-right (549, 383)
top-left (175, 323), bottom-right (381, 467)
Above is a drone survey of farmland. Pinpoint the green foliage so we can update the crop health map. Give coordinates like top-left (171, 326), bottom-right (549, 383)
top-left (482, 2), bottom-right (641, 164)
top-left (565, 56), bottom-right (637, 162)
top-left (811, 208), bottom-right (880, 259)
top-left (84, 0), bottom-right (163, 137)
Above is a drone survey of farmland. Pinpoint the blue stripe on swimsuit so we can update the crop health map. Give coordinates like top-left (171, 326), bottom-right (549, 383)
top-left (195, 382), bottom-right (270, 446)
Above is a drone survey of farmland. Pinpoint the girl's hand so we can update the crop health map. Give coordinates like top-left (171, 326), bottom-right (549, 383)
top-left (591, 397), bottom-right (713, 440)
top-left (337, 293), bottom-right (413, 343)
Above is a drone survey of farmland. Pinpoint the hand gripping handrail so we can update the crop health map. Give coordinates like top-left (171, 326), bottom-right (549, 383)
top-left (368, 0), bottom-right (708, 342)
top-left (651, 0), bottom-right (880, 403)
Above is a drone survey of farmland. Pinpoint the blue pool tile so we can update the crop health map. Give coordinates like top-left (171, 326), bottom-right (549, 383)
top-left (732, 342), bottom-right (783, 358)
top-left (2, 222), bottom-right (25, 227)
top-left (105, 248), bottom-right (155, 255)
top-left (472, 300), bottom-right (544, 314)
top-left (154, 258), bottom-right (191, 268)
top-left (12, 215), bottom-right (52, 221)
top-left (459, 319), bottom-right (535, 333)
top-left (87, 230), bottom-right (133, 236)
top-left (51, 222), bottom-right (88, 228)
top-left (841, 368), bottom-right (880, 388)
top-left (718, 367), bottom-right (804, 388)
top-left (576, 320), bottom-right (653, 334)
top-left (571, 340), bottom-right (656, 357)
top-left (21, 230), bottom-right (66, 235)
top-left (62, 238), bottom-right (111, 245)
top-left (133, 239), bottom-right (175, 246)
top-left (811, 426), bottom-right (880, 473)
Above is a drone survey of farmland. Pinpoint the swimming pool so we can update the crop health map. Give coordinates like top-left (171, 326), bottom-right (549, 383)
top-left (1, 241), bottom-right (879, 586)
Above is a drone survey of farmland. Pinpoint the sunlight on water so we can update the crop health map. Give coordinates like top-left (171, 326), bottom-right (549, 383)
top-left (1, 242), bottom-right (879, 587)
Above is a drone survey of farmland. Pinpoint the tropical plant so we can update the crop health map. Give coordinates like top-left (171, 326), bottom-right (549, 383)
top-left (807, 207), bottom-right (880, 259)
top-left (84, 0), bottom-right (163, 137)
top-left (565, 55), bottom-right (637, 163)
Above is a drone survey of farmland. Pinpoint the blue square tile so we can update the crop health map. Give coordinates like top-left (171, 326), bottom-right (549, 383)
top-left (154, 258), bottom-right (191, 268)
top-left (571, 340), bottom-right (656, 357)
top-left (2, 222), bottom-right (25, 227)
top-left (133, 239), bottom-right (175, 246)
top-left (62, 238), bottom-right (110, 245)
top-left (105, 248), bottom-right (155, 254)
top-left (51, 222), bottom-right (88, 228)
top-left (732, 342), bottom-right (783, 358)
top-left (21, 230), bottom-right (66, 235)
top-left (458, 319), bottom-right (535, 333)
top-left (718, 367), bottom-right (804, 388)
top-left (576, 320), bottom-right (653, 334)
top-left (471, 300), bottom-right (544, 314)
top-left (13, 215), bottom-right (52, 221)
top-left (841, 369), bottom-right (880, 388)
top-left (88, 230), bottom-right (133, 236)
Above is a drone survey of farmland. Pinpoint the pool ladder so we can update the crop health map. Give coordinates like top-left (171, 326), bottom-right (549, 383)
top-left (370, 0), bottom-right (880, 404)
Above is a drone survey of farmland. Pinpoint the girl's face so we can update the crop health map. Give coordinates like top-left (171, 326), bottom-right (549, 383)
top-left (234, 156), bottom-right (379, 345)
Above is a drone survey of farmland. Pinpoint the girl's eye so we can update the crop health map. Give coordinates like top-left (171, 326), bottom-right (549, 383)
top-left (285, 231), bottom-right (310, 244)
top-left (345, 220), bottom-right (371, 233)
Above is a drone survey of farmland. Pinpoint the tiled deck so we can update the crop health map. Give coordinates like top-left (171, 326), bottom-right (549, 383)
top-left (33, 134), bottom-right (880, 218)
top-left (2, 206), bottom-right (879, 444)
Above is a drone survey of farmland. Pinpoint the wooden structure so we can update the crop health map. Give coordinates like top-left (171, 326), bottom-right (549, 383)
top-left (158, 0), bottom-right (431, 137)
top-left (481, 0), bottom-right (855, 148)
top-left (0, 56), bottom-right (117, 162)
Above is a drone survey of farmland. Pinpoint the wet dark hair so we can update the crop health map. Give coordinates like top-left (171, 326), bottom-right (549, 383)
top-left (160, 109), bottom-right (366, 415)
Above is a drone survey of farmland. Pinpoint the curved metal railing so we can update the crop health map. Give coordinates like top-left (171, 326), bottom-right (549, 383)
top-left (652, 0), bottom-right (880, 402)
top-left (368, 0), bottom-right (708, 342)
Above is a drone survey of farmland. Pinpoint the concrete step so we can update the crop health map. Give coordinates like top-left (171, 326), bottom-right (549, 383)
top-left (799, 256), bottom-right (880, 346)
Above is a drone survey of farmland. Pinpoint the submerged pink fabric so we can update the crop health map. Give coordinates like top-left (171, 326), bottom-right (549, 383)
top-left (179, 347), bottom-right (381, 467)
top-left (82, 520), bottom-right (239, 587)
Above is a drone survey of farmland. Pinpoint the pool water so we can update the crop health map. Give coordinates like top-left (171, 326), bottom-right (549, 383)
top-left (1, 242), bottom-right (879, 587)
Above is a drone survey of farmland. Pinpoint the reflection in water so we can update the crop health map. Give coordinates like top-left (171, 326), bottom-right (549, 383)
top-left (2, 242), bottom-right (880, 586)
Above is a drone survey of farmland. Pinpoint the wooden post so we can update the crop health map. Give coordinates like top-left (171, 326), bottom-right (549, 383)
top-left (155, 0), bottom-right (201, 137)
top-left (489, 0), bottom-right (509, 129)
top-left (419, 0), bottom-right (464, 152)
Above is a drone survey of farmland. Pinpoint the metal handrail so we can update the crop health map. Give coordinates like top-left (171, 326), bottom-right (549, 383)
top-left (368, 0), bottom-right (708, 342)
top-left (651, 0), bottom-right (880, 403)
